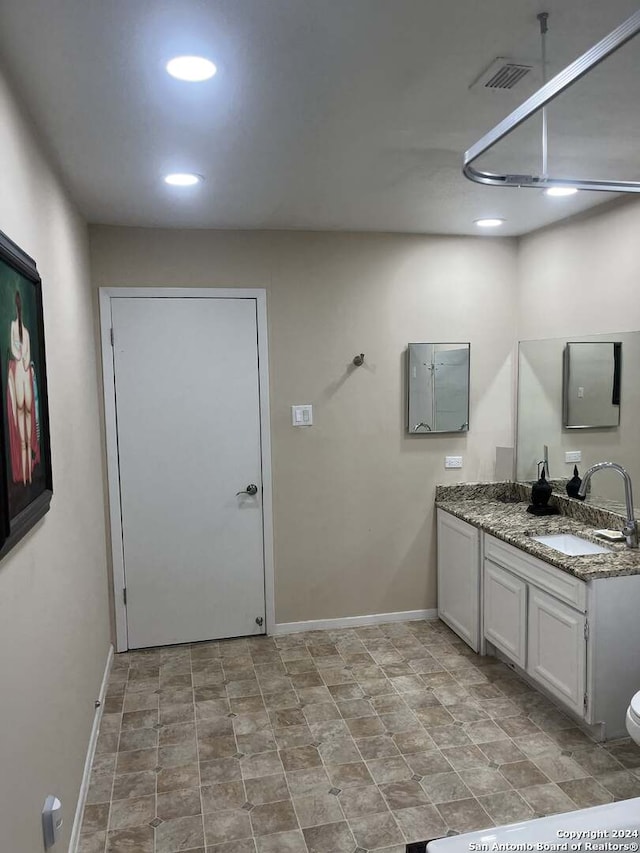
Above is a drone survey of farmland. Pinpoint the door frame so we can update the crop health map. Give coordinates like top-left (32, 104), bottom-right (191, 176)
top-left (99, 287), bottom-right (275, 652)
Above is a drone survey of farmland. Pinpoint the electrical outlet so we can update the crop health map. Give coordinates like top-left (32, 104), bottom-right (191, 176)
top-left (445, 456), bottom-right (463, 469)
top-left (565, 451), bottom-right (582, 463)
top-left (291, 405), bottom-right (313, 426)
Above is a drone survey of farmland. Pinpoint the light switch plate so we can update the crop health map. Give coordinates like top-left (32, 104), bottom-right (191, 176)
top-left (291, 404), bottom-right (313, 426)
top-left (565, 451), bottom-right (582, 463)
top-left (445, 456), bottom-right (463, 469)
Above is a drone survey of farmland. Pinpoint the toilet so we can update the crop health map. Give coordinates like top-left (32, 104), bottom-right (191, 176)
top-left (626, 689), bottom-right (640, 745)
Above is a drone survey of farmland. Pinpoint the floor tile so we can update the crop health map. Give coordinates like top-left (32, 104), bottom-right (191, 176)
top-left (240, 750), bottom-right (283, 779)
top-left (303, 820), bottom-right (356, 853)
top-left (420, 771), bottom-right (472, 803)
top-left (327, 760), bottom-right (375, 788)
top-left (499, 759), bottom-right (550, 788)
top-left (108, 795), bottom-right (155, 831)
top-left (435, 797), bottom-right (493, 833)
top-left (118, 729), bottom-right (158, 752)
top-left (606, 740), bottom-right (640, 769)
top-left (245, 773), bottom-right (289, 804)
top-left (349, 811), bottom-right (404, 848)
top-left (559, 777), bottom-right (614, 808)
top-left (338, 784), bottom-right (389, 818)
top-left (157, 787), bottom-right (201, 820)
top-left (77, 831), bottom-right (107, 853)
top-left (393, 804), bottom-right (447, 843)
top-left (254, 830), bottom-right (306, 853)
top-left (596, 770), bottom-right (640, 799)
top-left (532, 754), bottom-right (589, 783)
top-left (157, 763), bottom-right (201, 793)
top-left (479, 739), bottom-right (525, 765)
top-left (293, 791), bottom-right (344, 827)
top-left (156, 814), bottom-right (205, 853)
top-left (82, 803), bottom-right (110, 834)
top-left (379, 779), bottom-right (430, 809)
top-left (286, 767), bottom-right (333, 797)
top-left (458, 766), bottom-right (512, 797)
top-left (82, 619), bottom-right (640, 853)
top-left (201, 781), bottom-right (246, 813)
top-left (356, 735), bottom-right (401, 760)
top-left (428, 726), bottom-right (473, 749)
top-left (518, 783), bottom-right (578, 815)
top-left (199, 758), bottom-right (241, 785)
top-left (250, 799), bottom-right (298, 836)
top-left (318, 736), bottom-right (361, 765)
top-left (570, 745), bottom-right (623, 775)
top-left (478, 790), bottom-right (535, 824)
top-left (116, 748), bottom-right (158, 774)
top-left (106, 826), bottom-right (154, 853)
top-left (203, 809), bottom-right (252, 846)
top-left (346, 715), bottom-right (386, 738)
top-left (86, 772), bottom-right (114, 805)
top-left (279, 745), bottom-right (322, 771)
top-left (405, 750), bottom-right (452, 777)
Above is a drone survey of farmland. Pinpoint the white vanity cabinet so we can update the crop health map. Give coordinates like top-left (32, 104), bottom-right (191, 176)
top-left (483, 534), bottom-right (588, 720)
top-left (436, 507), bottom-right (640, 738)
top-left (436, 510), bottom-right (480, 652)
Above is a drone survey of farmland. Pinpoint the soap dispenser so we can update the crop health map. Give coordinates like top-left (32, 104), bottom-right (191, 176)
top-left (527, 465), bottom-right (559, 516)
top-left (566, 465), bottom-right (585, 500)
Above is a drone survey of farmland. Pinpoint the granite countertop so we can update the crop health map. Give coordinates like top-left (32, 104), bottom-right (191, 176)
top-left (436, 488), bottom-right (640, 581)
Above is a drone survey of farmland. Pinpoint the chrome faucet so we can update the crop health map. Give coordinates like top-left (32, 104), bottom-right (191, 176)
top-left (578, 462), bottom-right (639, 549)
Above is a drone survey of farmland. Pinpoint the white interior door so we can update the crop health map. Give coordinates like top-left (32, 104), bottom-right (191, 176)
top-left (111, 296), bottom-right (266, 649)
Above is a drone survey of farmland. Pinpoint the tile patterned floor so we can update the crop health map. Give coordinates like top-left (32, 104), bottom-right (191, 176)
top-left (79, 620), bottom-right (640, 853)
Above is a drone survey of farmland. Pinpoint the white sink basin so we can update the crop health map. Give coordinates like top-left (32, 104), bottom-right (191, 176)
top-left (531, 533), bottom-right (612, 556)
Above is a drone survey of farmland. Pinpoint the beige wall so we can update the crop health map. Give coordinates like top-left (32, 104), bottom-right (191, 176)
top-left (517, 199), bottom-right (640, 499)
top-left (517, 198), bottom-right (640, 340)
top-left (0, 70), bottom-right (110, 851)
top-left (90, 227), bottom-right (517, 624)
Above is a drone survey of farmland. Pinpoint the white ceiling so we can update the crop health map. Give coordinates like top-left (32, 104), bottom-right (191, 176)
top-left (0, 0), bottom-right (638, 235)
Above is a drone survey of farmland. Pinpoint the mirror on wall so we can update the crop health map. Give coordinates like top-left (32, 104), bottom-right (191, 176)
top-left (517, 331), bottom-right (639, 511)
top-left (407, 343), bottom-right (470, 434)
top-left (563, 342), bottom-right (621, 429)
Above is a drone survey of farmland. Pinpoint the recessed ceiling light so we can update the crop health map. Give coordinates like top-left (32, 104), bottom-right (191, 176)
top-left (545, 186), bottom-right (579, 197)
top-left (474, 218), bottom-right (505, 228)
top-left (166, 56), bottom-right (217, 82)
top-left (164, 173), bottom-right (203, 187)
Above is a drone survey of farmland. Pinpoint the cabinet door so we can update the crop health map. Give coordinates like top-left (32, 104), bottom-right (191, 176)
top-left (528, 587), bottom-right (586, 718)
top-left (437, 511), bottom-right (480, 651)
top-left (484, 560), bottom-right (527, 667)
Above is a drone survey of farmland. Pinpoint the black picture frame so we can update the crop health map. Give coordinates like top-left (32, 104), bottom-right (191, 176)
top-left (0, 229), bottom-right (52, 558)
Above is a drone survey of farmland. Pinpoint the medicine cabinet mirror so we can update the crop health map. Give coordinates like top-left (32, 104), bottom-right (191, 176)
top-left (563, 342), bottom-right (621, 429)
top-left (407, 343), bottom-right (470, 434)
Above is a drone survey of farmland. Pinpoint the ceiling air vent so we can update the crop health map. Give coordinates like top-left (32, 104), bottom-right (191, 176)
top-left (470, 57), bottom-right (534, 92)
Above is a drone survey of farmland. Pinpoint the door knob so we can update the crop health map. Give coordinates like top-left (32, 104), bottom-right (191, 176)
top-left (236, 484), bottom-right (258, 496)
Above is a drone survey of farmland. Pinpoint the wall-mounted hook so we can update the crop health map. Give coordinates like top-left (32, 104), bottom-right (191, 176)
top-left (352, 353), bottom-right (365, 367)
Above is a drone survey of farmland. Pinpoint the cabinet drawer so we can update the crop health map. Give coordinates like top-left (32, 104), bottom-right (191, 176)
top-left (484, 560), bottom-right (527, 668)
top-left (485, 535), bottom-right (586, 611)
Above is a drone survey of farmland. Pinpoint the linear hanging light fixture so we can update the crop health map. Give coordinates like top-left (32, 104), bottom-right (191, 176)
top-left (463, 9), bottom-right (640, 193)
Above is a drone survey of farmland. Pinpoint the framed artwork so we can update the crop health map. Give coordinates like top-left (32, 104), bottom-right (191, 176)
top-left (0, 229), bottom-right (52, 558)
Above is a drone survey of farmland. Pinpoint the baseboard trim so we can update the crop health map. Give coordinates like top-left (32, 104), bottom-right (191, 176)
top-left (68, 644), bottom-right (114, 853)
top-left (273, 609), bottom-right (438, 636)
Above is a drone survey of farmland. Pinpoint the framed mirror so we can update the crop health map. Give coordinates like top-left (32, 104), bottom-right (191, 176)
top-left (563, 342), bottom-right (621, 429)
top-left (407, 343), bottom-right (470, 434)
